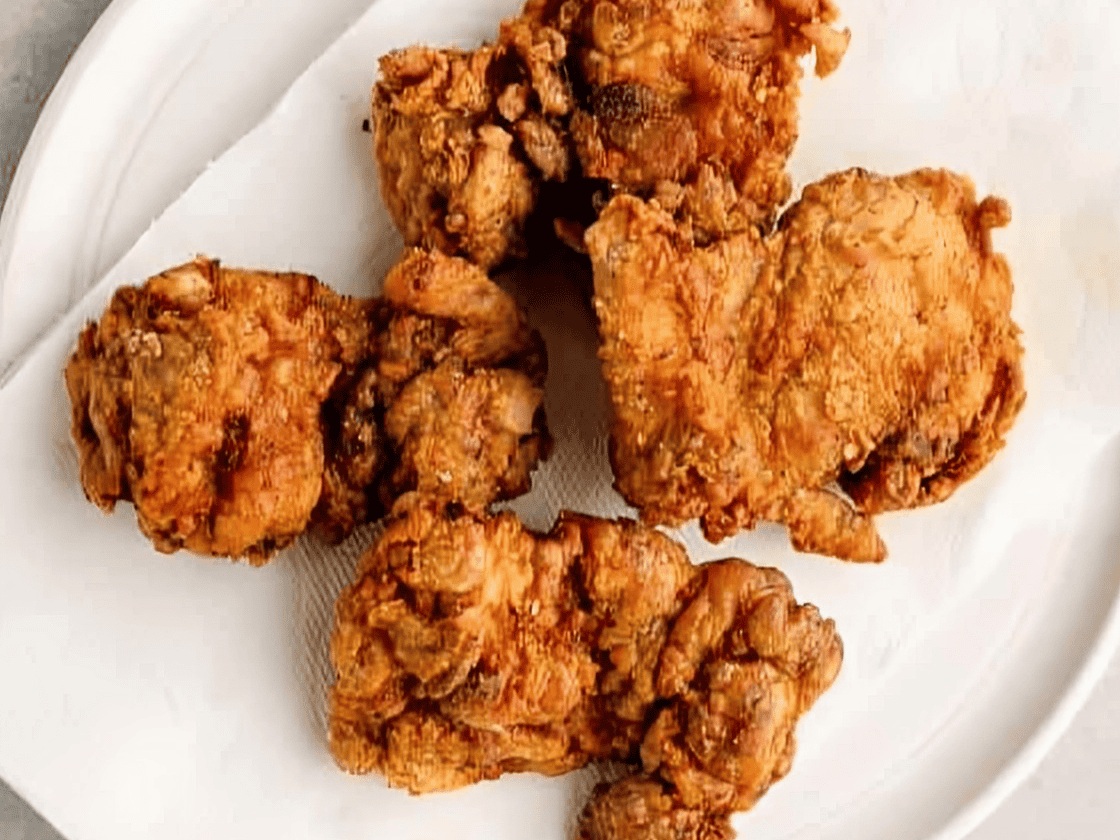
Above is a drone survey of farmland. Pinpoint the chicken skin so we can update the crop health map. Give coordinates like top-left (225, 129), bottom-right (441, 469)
top-left (65, 250), bottom-right (549, 563)
top-left (328, 498), bottom-right (841, 839)
top-left (587, 168), bottom-right (1025, 562)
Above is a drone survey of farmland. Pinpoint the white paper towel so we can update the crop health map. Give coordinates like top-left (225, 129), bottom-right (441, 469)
top-left (1, 0), bottom-right (1119, 838)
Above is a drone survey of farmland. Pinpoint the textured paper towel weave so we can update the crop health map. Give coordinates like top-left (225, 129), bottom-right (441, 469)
top-left (1, 0), bottom-right (1119, 838)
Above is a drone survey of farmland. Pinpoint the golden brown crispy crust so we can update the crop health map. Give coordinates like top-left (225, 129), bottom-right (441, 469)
top-left (328, 498), bottom-right (841, 836)
top-left (65, 250), bottom-right (550, 563)
top-left (578, 777), bottom-right (734, 840)
top-left (65, 259), bottom-right (362, 562)
top-left (317, 249), bottom-right (551, 539)
top-left (372, 17), bottom-right (574, 270)
top-left (536, 0), bottom-right (849, 232)
top-left (588, 168), bottom-right (1026, 562)
top-left (371, 0), bottom-right (849, 267)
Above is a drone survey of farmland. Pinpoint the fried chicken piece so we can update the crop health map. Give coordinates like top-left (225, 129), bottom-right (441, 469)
top-left (65, 259), bottom-right (364, 562)
top-left (372, 16), bottom-right (574, 270)
top-left (372, 0), bottom-right (848, 266)
top-left (328, 498), bottom-right (841, 839)
top-left (587, 168), bottom-right (1026, 562)
top-left (317, 249), bottom-right (550, 539)
top-left (531, 0), bottom-right (850, 234)
top-left (65, 250), bottom-right (550, 563)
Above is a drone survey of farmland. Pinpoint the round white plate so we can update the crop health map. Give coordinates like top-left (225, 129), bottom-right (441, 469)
top-left (1, 2), bottom-right (1119, 840)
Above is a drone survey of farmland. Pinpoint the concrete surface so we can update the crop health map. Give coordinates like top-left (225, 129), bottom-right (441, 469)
top-left (0, 0), bottom-right (112, 208)
top-left (1, 1), bottom-right (1117, 838)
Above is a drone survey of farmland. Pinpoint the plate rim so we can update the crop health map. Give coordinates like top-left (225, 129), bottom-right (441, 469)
top-left (937, 608), bottom-right (1120, 840)
top-left (0, 0), bottom-right (142, 324)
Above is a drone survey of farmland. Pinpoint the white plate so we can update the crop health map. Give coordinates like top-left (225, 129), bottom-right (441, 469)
top-left (1, 1), bottom-right (1119, 840)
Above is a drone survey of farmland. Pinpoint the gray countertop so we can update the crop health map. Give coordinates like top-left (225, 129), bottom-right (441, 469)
top-left (2, 1), bottom-right (1118, 838)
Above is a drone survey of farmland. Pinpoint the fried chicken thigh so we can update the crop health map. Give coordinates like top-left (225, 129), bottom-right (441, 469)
top-left (65, 250), bottom-right (549, 563)
top-left (329, 499), bottom-right (841, 839)
top-left (588, 168), bottom-right (1026, 562)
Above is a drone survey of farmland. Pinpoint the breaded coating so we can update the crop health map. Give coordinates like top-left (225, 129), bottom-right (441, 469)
top-left (532, 0), bottom-right (850, 234)
top-left (578, 777), bottom-right (733, 840)
top-left (65, 259), bottom-right (364, 562)
top-left (587, 168), bottom-right (1025, 562)
top-left (65, 250), bottom-right (549, 563)
top-left (372, 17), bottom-right (574, 270)
top-left (328, 499), bottom-right (841, 838)
top-left (317, 249), bottom-right (550, 539)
